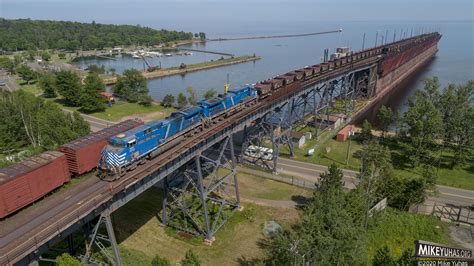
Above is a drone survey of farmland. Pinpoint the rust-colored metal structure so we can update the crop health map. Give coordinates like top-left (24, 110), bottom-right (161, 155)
top-left (59, 119), bottom-right (143, 175)
top-left (0, 151), bottom-right (70, 218)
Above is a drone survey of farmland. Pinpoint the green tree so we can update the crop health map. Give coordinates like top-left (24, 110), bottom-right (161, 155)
top-left (56, 253), bottom-right (82, 266)
top-left (87, 64), bottom-right (105, 74)
top-left (112, 69), bottom-right (149, 104)
top-left (181, 250), bottom-right (200, 266)
top-left (398, 248), bottom-right (416, 265)
top-left (80, 73), bottom-right (106, 112)
top-left (55, 70), bottom-right (83, 106)
top-left (70, 111), bottom-right (91, 137)
top-left (358, 140), bottom-right (393, 226)
top-left (198, 32), bottom-right (206, 40)
top-left (13, 54), bottom-right (23, 66)
top-left (0, 57), bottom-right (15, 73)
top-left (38, 72), bottom-right (56, 97)
top-left (16, 64), bottom-right (36, 84)
top-left (360, 119), bottom-right (372, 142)
top-left (177, 92), bottom-right (187, 108)
top-left (109, 67), bottom-right (116, 76)
top-left (26, 49), bottom-right (36, 61)
top-left (151, 255), bottom-right (171, 266)
top-left (403, 78), bottom-right (443, 167)
top-left (372, 245), bottom-right (396, 266)
top-left (203, 88), bottom-right (217, 98)
top-left (0, 89), bottom-right (90, 150)
top-left (161, 94), bottom-right (175, 107)
top-left (41, 51), bottom-right (51, 61)
top-left (439, 81), bottom-right (474, 167)
top-left (268, 164), bottom-right (366, 265)
top-left (377, 105), bottom-right (393, 139)
top-left (186, 86), bottom-right (198, 105)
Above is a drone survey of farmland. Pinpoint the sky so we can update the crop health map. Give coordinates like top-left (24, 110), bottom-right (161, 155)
top-left (1, 0), bottom-right (473, 33)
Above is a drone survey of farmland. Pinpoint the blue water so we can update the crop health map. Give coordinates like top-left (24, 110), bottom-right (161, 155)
top-left (74, 21), bottom-right (474, 116)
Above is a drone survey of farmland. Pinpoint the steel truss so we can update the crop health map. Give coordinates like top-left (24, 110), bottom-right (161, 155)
top-left (161, 134), bottom-right (241, 241)
top-left (241, 70), bottom-right (370, 173)
top-left (81, 211), bottom-right (121, 266)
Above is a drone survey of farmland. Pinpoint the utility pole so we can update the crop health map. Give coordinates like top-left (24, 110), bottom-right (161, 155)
top-left (375, 31), bottom-right (379, 47)
top-left (362, 32), bottom-right (366, 50)
top-left (345, 126), bottom-right (353, 165)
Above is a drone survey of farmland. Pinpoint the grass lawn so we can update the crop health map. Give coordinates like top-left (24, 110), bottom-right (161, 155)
top-left (111, 172), bottom-right (304, 265)
top-left (366, 208), bottom-right (453, 260)
top-left (17, 79), bottom-right (43, 95)
top-left (53, 98), bottom-right (175, 122)
top-left (280, 136), bottom-right (363, 171)
top-left (16, 76), bottom-right (175, 122)
top-left (237, 171), bottom-right (313, 201)
top-left (280, 130), bottom-right (474, 190)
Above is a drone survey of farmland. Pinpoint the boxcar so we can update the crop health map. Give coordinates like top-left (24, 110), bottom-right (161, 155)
top-left (0, 151), bottom-right (70, 218)
top-left (59, 119), bottom-right (143, 175)
top-left (312, 64), bottom-right (321, 74)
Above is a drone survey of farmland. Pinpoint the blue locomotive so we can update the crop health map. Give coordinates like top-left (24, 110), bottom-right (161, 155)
top-left (98, 86), bottom-right (257, 179)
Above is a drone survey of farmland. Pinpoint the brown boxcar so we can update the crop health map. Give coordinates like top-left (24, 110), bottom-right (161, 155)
top-left (312, 64), bottom-right (321, 74)
top-left (59, 119), bottom-right (143, 175)
top-left (0, 151), bottom-right (70, 218)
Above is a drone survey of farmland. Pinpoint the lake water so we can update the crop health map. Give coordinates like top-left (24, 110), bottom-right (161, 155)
top-left (74, 21), bottom-right (474, 120)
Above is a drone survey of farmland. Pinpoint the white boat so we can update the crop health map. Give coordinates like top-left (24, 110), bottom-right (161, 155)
top-left (148, 51), bottom-right (163, 57)
top-left (165, 53), bottom-right (172, 57)
top-left (184, 52), bottom-right (193, 56)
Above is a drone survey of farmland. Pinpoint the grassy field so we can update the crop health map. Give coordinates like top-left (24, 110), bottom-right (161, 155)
top-left (57, 99), bottom-right (175, 122)
top-left (280, 131), bottom-right (474, 189)
top-left (237, 171), bottom-right (313, 201)
top-left (16, 76), bottom-right (175, 122)
top-left (113, 188), bottom-right (299, 265)
top-left (111, 170), bottom-right (306, 265)
top-left (280, 135), bottom-right (363, 171)
top-left (366, 208), bottom-right (452, 260)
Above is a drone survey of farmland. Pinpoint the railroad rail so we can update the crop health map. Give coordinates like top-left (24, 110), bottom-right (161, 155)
top-left (0, 33), bottom-right (440, 265)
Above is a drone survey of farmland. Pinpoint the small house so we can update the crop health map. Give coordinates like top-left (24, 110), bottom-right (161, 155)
top-left (291, 131), bottom-right (306, 148)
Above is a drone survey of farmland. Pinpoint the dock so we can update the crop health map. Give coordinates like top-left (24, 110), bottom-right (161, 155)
top-left (177, 47), bottom-right (234, 57)
top-left (102, 55), bottom-right (260, 85)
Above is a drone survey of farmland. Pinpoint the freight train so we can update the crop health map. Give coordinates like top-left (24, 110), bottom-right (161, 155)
top-left (0, 119), bottom-right (143, 218)
top-left (0, 33), bottom-right (441, 218)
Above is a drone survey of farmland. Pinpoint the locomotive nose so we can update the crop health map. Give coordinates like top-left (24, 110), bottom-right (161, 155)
top-left (98, 147), bottom-right (124, 180)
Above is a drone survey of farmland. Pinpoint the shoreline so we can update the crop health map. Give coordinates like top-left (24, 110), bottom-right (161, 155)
top-left (102, 55), bottom-right (261, 85)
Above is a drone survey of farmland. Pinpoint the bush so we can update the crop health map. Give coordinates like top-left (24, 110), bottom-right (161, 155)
top-left (181, 250), bottom-right (200, 266)
top-left (56, 253), bottom-right (81, 266)
top-left (151, 255), bottom-right (171, 266)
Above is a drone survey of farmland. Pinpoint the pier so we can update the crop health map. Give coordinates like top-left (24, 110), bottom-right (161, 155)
top-left (177, 47), bottom-right (234, 56)
top-left (207, 29), bottom-right (342, 42)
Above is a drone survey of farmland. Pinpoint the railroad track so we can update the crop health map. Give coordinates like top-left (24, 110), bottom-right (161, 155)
top-left (1, 55), bottom-right (382, 265)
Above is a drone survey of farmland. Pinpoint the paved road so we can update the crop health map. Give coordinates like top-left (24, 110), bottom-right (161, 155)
top-left (62, 108), bottom-right (116, 132)
top-left (0, 72), bottom-right (19, 92)
top-left (276, 157), bottom-right (474, 207)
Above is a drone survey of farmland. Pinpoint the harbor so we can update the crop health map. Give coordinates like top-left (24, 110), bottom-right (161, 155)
top-left (100, 54), bottom-right (260, 85)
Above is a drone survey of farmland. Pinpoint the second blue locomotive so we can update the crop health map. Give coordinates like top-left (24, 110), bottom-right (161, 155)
top-left (99, 86), bottom-right (257, 178)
